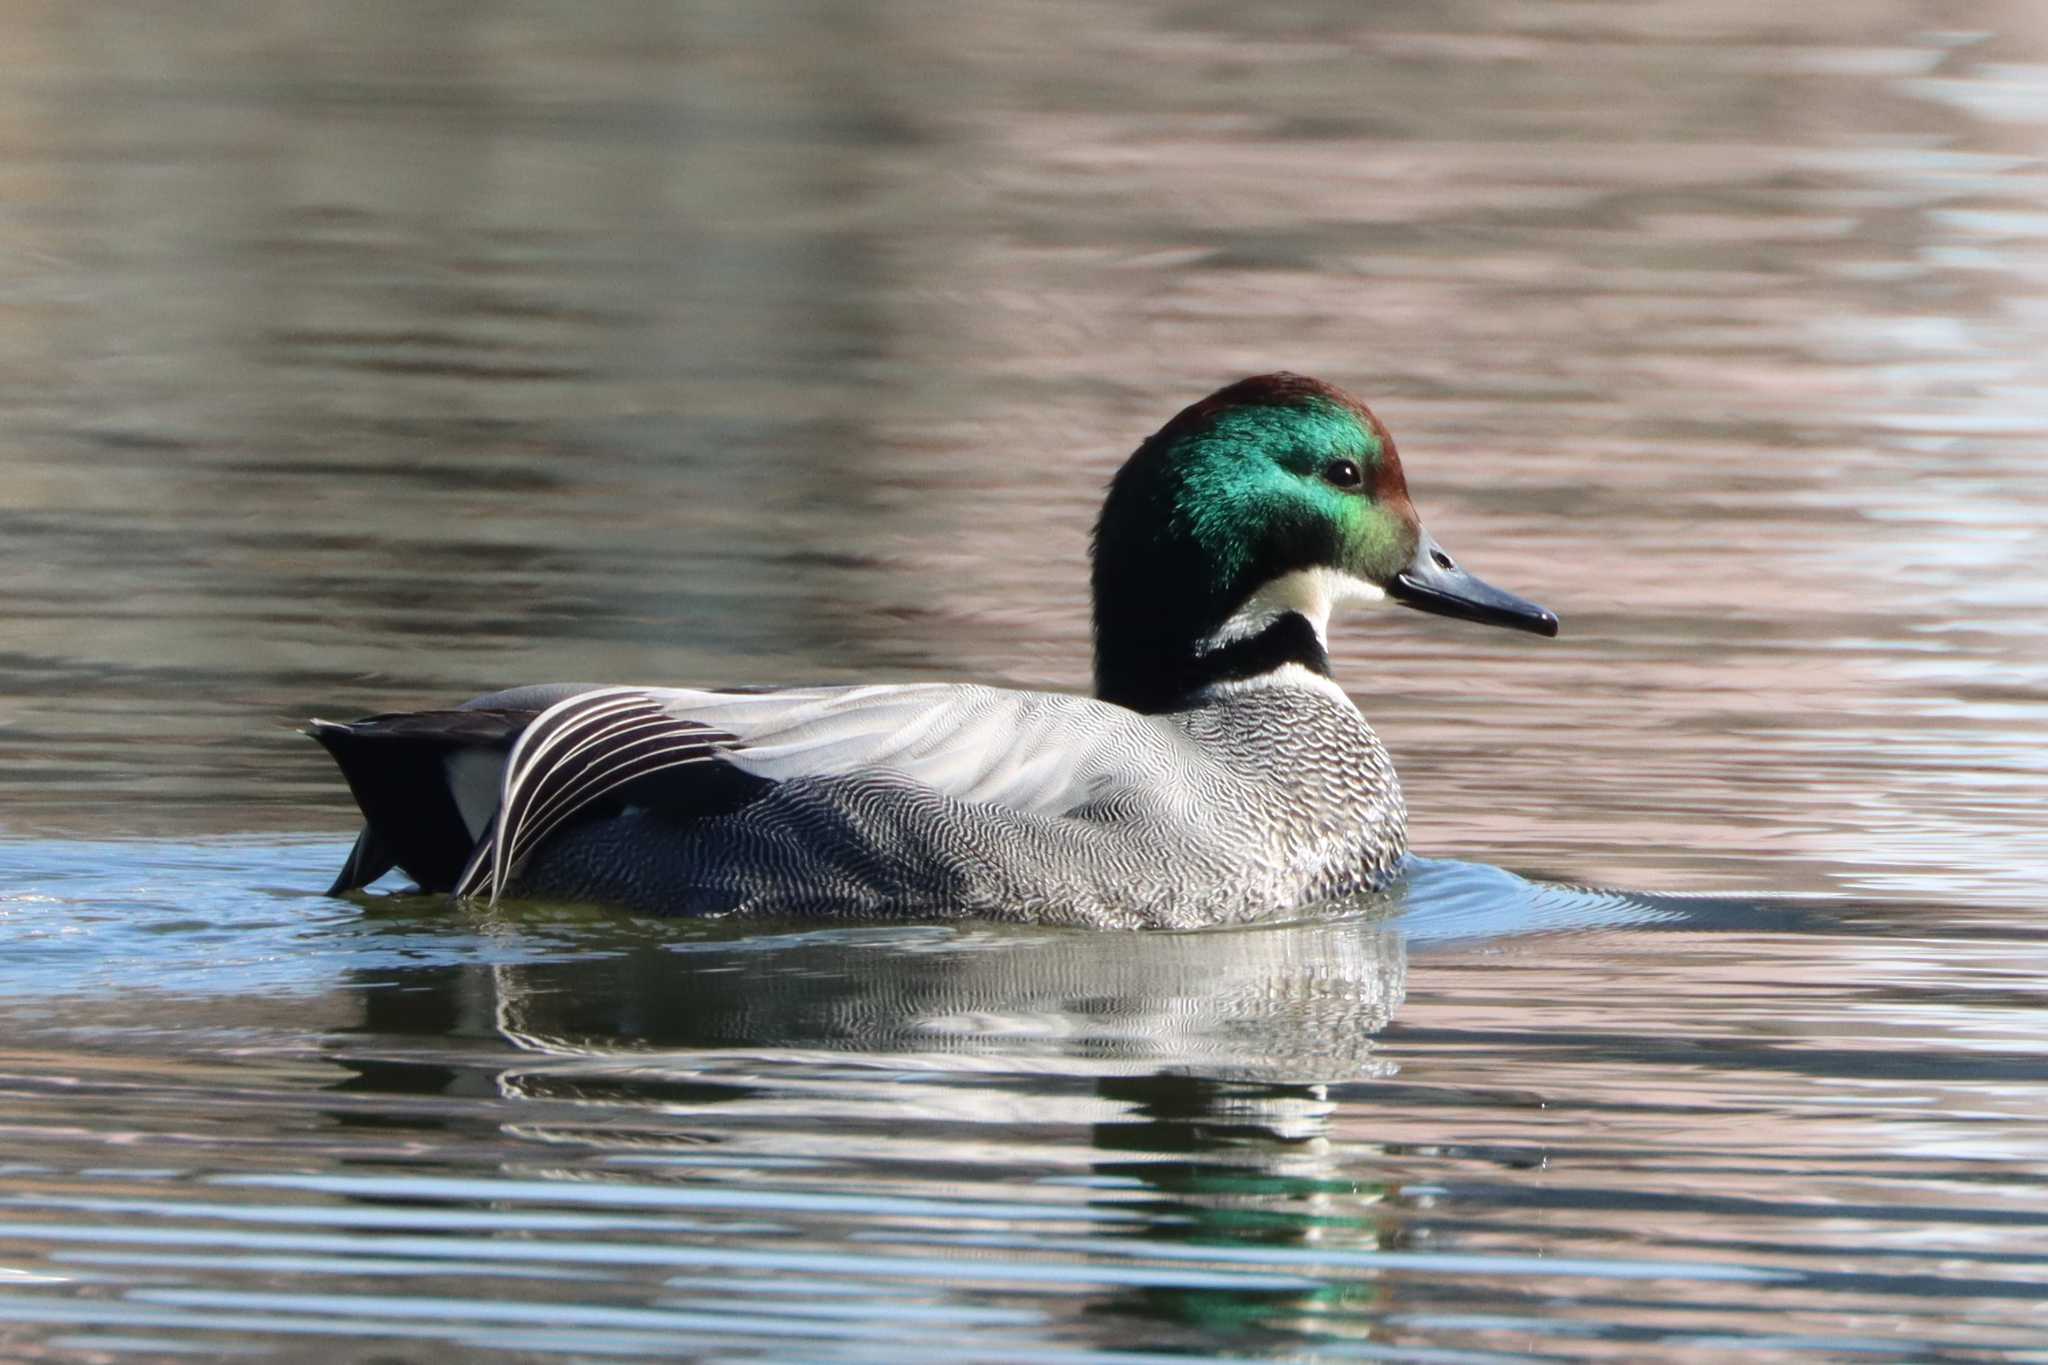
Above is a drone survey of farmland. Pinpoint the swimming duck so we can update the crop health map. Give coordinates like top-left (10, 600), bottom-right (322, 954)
top-left (311, 373), bottom-right (1557, 928)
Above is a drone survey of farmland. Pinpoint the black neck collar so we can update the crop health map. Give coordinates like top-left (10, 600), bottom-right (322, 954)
top-left (1095, 612), bottom-right (1331, 713)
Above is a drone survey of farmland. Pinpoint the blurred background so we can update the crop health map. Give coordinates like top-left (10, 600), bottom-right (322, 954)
top-left (4, 8), bottom-right (2048, 1359)
top-left (1, 0), bottom-right (2044, 904)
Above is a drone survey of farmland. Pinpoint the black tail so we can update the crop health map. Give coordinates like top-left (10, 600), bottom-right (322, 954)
top-left (309, 709), bottom-right (535, 894)
top-left (326, 823), bottom-right (398, 895)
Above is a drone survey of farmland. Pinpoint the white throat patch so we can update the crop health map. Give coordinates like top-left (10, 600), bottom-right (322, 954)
top-left (1198, 566), bottom-right (1387, 655)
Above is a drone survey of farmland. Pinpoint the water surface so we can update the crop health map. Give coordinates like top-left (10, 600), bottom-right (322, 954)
top-left (2, 0), bottom-right (2046, 1358)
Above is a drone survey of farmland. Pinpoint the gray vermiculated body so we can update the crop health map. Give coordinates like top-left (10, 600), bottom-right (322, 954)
top-left (514, 683), bottom-right (1406, 929)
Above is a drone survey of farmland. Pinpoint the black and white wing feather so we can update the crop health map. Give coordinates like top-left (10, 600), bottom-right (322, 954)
top-left (454, 688), bottom-right (741, 901)
top-left (455, 682), bottom-right (1190, 904)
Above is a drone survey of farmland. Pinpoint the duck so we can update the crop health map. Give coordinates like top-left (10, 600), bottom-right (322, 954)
top-left (310, 373), bottom-right (1558, 929)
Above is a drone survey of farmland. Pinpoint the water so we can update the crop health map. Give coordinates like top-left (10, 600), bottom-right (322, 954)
top-left (2, 0), bottom-right (2046, 1357)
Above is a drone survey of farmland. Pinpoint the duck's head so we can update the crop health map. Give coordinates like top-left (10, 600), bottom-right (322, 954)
top-left (1091, 373), bottom-right (1557, 712)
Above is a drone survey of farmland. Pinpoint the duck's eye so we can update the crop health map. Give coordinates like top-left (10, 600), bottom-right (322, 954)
top-left (1322, 459), bottom-right (1364, 489)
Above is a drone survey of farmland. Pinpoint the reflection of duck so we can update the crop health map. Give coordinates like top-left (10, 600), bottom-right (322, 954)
top-left (312, 374), bottom-right (1557, 926)
top-left (463, 910), bottom-right (1407, 1090)
top-left (327, 861), bottom-right (1790, 1112)
top-left (338, 914), bottom-right (1424, 1337)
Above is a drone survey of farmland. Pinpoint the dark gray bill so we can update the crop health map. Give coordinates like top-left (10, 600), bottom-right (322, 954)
top-left (1388, 532), bottom-right (1559, 638)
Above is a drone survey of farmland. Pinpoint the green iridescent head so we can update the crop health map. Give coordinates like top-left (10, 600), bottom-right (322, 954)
top-left (1091, 373), bottom-right (1556, 712)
